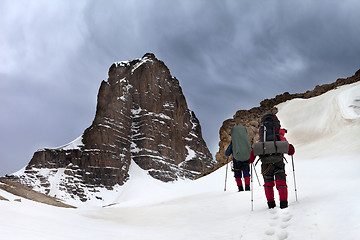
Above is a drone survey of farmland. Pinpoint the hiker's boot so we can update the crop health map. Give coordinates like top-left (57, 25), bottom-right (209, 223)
top-left (245, 185), bottom-right (250, 191)
top-left (238, 185), bottom-right (244, 192)
top-left (280, 201), bottom-right (288, 209)
top-left (264, 181), bottom-right (275, 202)
top-left (267, 201), bottom-right (276, 209)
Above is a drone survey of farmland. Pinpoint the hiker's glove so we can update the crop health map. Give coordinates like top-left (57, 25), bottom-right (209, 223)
top-left (288, 144), bottom-right (295, 155)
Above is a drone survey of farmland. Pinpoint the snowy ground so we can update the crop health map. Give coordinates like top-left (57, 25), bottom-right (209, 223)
top-left (1, 82), bottom-right (360, 240)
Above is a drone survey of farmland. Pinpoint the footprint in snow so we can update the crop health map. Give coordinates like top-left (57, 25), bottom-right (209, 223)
top-left (281, 210), bottom-right (293, 223)
top-left (280, 223), bottom-right (289, 229)
top-left (282, 215), bottom-right (292, 222)
top-left (277, 230), bottom-right (289, 240)
top-left (264, 208), bottom-right (292, 240)
top-left (265, 229), bottom-right (275, 236)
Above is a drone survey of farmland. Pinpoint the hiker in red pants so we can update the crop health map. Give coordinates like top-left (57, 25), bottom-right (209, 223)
top-left (250, 114), bottom-right (295, 209)
top-left (225, 125), bottom-right (252, 192)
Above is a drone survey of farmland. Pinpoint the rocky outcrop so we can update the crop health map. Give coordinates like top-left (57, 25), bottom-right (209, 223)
top-left (0, 178), bottom-right (75, 208)
top-left (7, 53), bottom-right (216, 203)
top-left (215, 69), bottom-right (360, 165)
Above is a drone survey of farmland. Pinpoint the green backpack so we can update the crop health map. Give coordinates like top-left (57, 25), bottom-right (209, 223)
top-left (230, 125), bottom-right (251, 161)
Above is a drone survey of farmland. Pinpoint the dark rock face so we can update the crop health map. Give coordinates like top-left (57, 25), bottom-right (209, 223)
top-left (8, 53), bottom-right (215, 202)
top-left (215, 69), bottom-right (360, 165)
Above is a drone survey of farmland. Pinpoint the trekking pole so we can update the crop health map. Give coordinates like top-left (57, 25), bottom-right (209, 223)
top-left (224, 158), bottom-right (229, 191)
top-left (251, 162), bottom-right (254, 211)
top-left (252, 163), bottom-right (261, 186)
top-left (291, 155), bottom-right (298, 201)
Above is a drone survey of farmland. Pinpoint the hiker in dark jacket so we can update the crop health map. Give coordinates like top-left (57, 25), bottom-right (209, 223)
top-left (250, 114), bottom-right (295, 209)
top-left (225, 126), bottom-right (251, 192)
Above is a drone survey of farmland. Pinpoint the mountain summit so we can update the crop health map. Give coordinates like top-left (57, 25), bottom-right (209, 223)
top-left (8, 53), bottom-right (216, 203)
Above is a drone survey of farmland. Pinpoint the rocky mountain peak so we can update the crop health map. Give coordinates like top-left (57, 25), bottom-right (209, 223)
top-left (7, 53), bottom-right (216, 203)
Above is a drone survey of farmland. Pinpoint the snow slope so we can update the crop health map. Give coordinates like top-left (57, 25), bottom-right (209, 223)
top-left (1, 82), bottom-right (360, 240)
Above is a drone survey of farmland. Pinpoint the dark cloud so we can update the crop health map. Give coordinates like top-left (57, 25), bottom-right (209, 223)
top-left (1, 0), bottom-right (360, 176)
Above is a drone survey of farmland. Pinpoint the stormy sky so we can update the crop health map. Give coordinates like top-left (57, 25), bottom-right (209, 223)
top-left (1, 0), bottom-right (360, 176)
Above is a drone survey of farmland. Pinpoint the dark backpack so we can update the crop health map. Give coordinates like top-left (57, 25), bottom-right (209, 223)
top-left (259, 114), bottom-right (281, 142)
top-left (253, 114), bottom-right (288, 162)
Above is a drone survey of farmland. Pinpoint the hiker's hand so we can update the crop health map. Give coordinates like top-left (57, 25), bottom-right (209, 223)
top-left (288, 144), bottom-right (295, 155)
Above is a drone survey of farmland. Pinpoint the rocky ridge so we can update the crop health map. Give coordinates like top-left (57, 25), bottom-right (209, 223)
top-left (0, 178), bottom-right (75, 208)
top-left (7, 53), bottom-right (216, 204)
top-left (215, 69), bottom-right (360, 166)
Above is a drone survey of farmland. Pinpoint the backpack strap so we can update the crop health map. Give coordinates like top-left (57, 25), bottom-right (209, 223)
top-left (273, 127), bottom-right (278, 154)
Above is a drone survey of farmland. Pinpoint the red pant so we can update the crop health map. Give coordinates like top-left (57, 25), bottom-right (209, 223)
top-left (264, 179), bottom-right (287, 202)
top-left (236, 176), bottom-right (250, 186)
